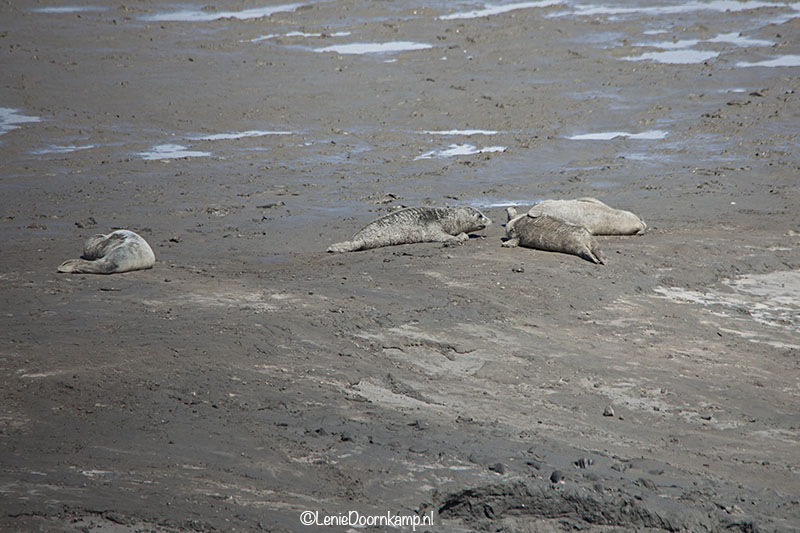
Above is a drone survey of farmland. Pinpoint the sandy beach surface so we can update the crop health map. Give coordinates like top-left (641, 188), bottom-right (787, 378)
top-left (1, 1), bottom-right (799, 531)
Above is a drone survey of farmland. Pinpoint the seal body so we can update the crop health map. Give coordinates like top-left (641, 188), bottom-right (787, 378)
top-left (504, 208), bottom-right (605, 264)
top-left (58, 230), bottom-right (156, 274)
top-left (327, 206), bottom-right (491, 253)
top-left (527, 198), bottom-right (646, 235)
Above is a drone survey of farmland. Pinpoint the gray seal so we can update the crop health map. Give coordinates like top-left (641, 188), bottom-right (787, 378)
top-left (504, 207), bottom-right (605, 264)
top-left (58, 230), bottom-right (156, 274)
top-left (527, 198), bottom-right (646, 235)
top-left (327, 206), bottom-right (491, 253)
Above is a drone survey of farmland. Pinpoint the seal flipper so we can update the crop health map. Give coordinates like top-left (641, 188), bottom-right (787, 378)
top-left (433, 230), bottom-right (469, 244)
top-left (327, 240), bottom-right (360, 253)
top-left (502, 238), bottom-right (520, 248)
top-left (579, 250), bottom-right (604, 265)
top-left (57, 259), bottom-right (82, 273)
top-left (440, 232), bottom-right (471, 247)
top-left (592, 243), bottom-right (607, 264)
top-left (58, 258), bottom-right (117, 274)
top-left (579, 241), bottom-right (606, 265)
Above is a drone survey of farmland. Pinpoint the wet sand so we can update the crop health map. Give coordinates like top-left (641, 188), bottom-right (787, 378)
top-left (1, 1), bottom-right (799, 531)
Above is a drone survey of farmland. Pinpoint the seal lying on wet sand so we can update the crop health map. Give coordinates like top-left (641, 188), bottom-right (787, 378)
top-left (504, 207), bottom-right (605, 264)
top-left (527, 198), bottom-right (646, 235)
top-left (58, 230), bottom-right (156, 274)
top-left (327, 206), bottom-right (491, 253)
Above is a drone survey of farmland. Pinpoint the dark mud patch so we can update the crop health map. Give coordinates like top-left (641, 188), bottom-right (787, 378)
top-left (435, 479), bottom-right (767, 532)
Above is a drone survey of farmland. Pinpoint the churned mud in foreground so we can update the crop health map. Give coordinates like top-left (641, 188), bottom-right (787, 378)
top-left (1, 0), bottom-right (799, 531)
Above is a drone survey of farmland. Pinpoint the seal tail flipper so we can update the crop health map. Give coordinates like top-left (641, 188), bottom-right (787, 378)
top-left (576, 197), bottom-right (606, 206)
top-left (586, 241), bottom-right (607, 265)
top-left (57, 258), bottom-right (116, 274)
top-left (57, 259), bottom-right (81, 272)
top-left (327, 240), bottom-right (359, 253)
top-left (505, 207), bottom-right (518, 222)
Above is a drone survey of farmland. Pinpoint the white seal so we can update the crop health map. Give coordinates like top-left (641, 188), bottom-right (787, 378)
top-left (58, 230), bottom-right (155, 274)
top-left (527, 198), bottom-right (646, 235)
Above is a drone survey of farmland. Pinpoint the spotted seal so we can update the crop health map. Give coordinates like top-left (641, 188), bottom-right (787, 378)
top-left (58, 230), bottom-right (156, 274)
top-left (527, 198), bottom-right (646, 235)
top-left (504, 207), bottom-right (605, 264)
top-left (327, 206), bottom-right (491, 253)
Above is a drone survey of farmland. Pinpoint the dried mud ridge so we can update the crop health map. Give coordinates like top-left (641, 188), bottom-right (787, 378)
top-left (434, 479), bottom-right (766, 532)
top-left (8, 507), bottom-right (213, 533)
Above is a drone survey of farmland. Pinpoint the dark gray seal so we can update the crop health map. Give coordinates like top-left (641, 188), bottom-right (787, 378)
top-left (58, 230), bottom-right (156, 274)
top-left (504, 207), bottom-right (605, 264)
top-left (527, 198), bottom-right (646, 235)
top-left (327, 206), bottom-right (491, 253)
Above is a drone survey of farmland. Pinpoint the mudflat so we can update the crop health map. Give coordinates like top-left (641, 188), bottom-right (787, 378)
top-left (1, 1), bottom-right (799, 531)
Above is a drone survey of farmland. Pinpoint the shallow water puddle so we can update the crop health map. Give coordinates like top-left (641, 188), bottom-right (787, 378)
top-left (141, 3), bottom-right (303, 22)
top-left (285, 30), bottom-right (350, 38)
top-left (18, 370), bottom-right (66, 379)
top-left (732, 270), bottom-right (800, 307)
top-left (633, 33), bottom-right (773, 50)
top-left (0, 107), bottom-right (41, 135)
top-left (695, 32), bottom-right (773, 47)
top-left (469, 199), bottom-right (545, 208)
top-left (251, 31), bottom-right (351, 42)
top-left (192, 130), bottom-right (296, 141)
top-left (623, 49), bottom-right (720, 64)
top-left (250, 34), bottom-right (279, 43)
top-left (140, 143), bottom-right (211, 160)
top-left (567, 130), bottom-right (667, 140)
top-left (31, 144), bottom-right (96, 155)
top-left (715, 326), bottom-right (800, 350)
top-left (439, 0), bottom-right (562, 20)
top-left (421, 129), bottom-right (500, 135)
top-left (80, 470), bottom-right (115, 478)
top-left (624, 31), bottom-right (774, 64)
top-left (556, 1), bottom-right (800, 18)
top-left (31, 6), bottom-right (106, 13)
top-left (414, 143), bottom-right (506, 160)
top-left (736, 55), bottom-right (800, 67)
top-left (618, 151), bottom-right (676, 163)
top-left (314, 41), bottom-right (433, 55)
top-left (655, 270), bottom-right (800, 331)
